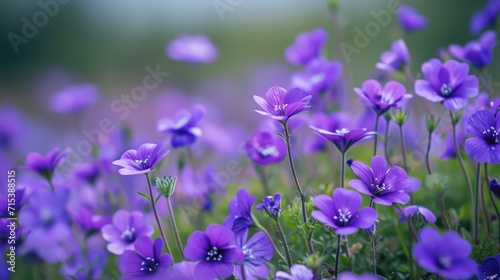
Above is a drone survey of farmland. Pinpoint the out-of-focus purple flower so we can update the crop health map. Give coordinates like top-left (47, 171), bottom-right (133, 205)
top-left (167, 261), bottom-right (198, 280)
top-left (275, 264), bottom-right (315, 280)
top-left (184, 224), bottom-right (244, 279)
top-left (0, 105), bottom-right (23, 151)
top-left (223, 188), bottom-right (255, 234)
top-left (254, 86), bottom-right (311, 122)
top-left (449, 31), bottom-right (497, 69)
top-left (61, 245), bottom-right (107, 280)
top-left (256, 193), bottom-right (282, 218)
top-left (376, 39), bottom-right (410, 72)
top-left (69, 206), bottom-right (110, 233)
top-left (396, 205), bottom-right (436, 223)
top-left (310, 126), bottom-right (376, 154)
top-left (471, 0), bottom-right (500, 34)
top-left (405, 177), bottom-right (422, 194)
top-left (112, 143), bottom-right (169, 175)
top-left (0, 188), bottom-right (28, 218)
top-left (73, 158), bottom-right (111, 185)
top-left (119, 237), bottom-right (172, 280)
top-left (465, 110), bottom-right (500, 163)
top-left (306, 112), bottom-right (344, 152)
top-left (415, 59), bottom-right (479, 111)
top-left (166, 34), bottom-right (218, 64)
top-left (24, 147), bottom-right (68, 182)
top-left (478, 253), bottom-right (500, 280)
top-left (157, 105), bottom-right (205, 148)
top-left (234, 229), bottom-right (274, 280)
top-left (101, 210), bottom-right (154, 255)
top-left (412, 227), bottom-right (477, 278)
top-left (291, 57), bottom-right (342, 95)
top-left (355, 79), bottom-right (411, 115)
top-left (0, 218), bottom-right (19, 252)
top-left (285, 27), bottom-right (327, 65)
top-left (245, 128), bottom-right (286, 166)
top-left (49, 84), bottom-right (99, 114)
top-left (349, 156), bottom-right (410, 206)
top-left (440, 126), bottom-right (467, 160)
top-left (338, 272), bottom-right (379, 280)
top-left (490, 178), bottom-right (500, 199)
top-left (312, 188), bottom-right (377, 235)
top-left (397, 5), bottom-right (428, 32)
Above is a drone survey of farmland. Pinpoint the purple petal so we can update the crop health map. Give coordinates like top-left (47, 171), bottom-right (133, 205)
top-left (184, 231), bottom-right (210, 260)
top-left (349, 207), bottom-right (377, 229)
top-left (313, 194), bottom-right (335, 217)
top-left (350, 160), bottom-right (373, 185)
top-left (194, 261), bottom-right (218, 280)
top-left (205, 224), bottom-right (234, 247)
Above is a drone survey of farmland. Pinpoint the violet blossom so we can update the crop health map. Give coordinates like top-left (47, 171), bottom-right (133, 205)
top-left (112, 143), bottom-right (169, 175)
top-left (157, 105), bottom-right (205, 148)
top-left (253, 86), bottom-right (311, 122)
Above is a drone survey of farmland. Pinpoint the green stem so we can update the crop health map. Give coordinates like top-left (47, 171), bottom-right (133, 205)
top-left (340, 152), bottom-right (346, 188)
top-left (252, 213), bottom-right (286, 261)
top-left (398, 124), bottom-right (408, 172)
top-left (276, 218), bottom-right (293, 268)
top-left (254, 163), bottom-right (270, 194)
top-left (485, 164), bottom-right (500, 244)
top-left (437, 197), bottom-right (450, 231)
top-left (334, 234), bottom-right (341, 277)
top-left (474, 163), bottom-right (481, 244)
top-left (384, 117), bottom-right (393, 166)
top-left (481, 163), bottom-right (491, 236)
top-left (373, 114), bottom-right (380, 156)
top-left (425, 129), bottom-right (433, 175)
top-left (368, 198), bottom-right (377, 275)
top-left (166, 196), bottom-right (185, 260)
top-left (145, 174), bottom-right (171, 255)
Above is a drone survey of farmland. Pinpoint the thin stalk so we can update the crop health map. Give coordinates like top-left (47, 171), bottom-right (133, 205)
top-left (166, 196), bottom-right (185, 260)
top-left (252, 213), bottom-right (286, 261)
top-left (368, 198), bottom-right (377, 275)
top-left (254, 163), bottom-right (270, 194)
top-left (485, 165), bottom-right (500, 243)
top-left (340, 152), bottom-right (346, 188)
top-left (334, 234), bottom-right (341, 277)
top-left (282, 122), bottom-right (313, 254)
top-left (145, 174), bottom-right (171, 255)
top-left (480, 163), bottom-right (491, 236)
top-left (384, 117), bottom-right (393, 166)
top-left (425, 130), bottom-right (433, 175)
top-left (398, 124), bottom-right (408, 171)
top-left (435, 273), bottom-right (441, 280)
top-left (474, 163), bottom-right (481, 244)
top-left (437, 197), bottom-right (450, 230)
top-left (373, 114), bottom-right (380, 156)
top-left (276, 218), bottom-right (293, 268)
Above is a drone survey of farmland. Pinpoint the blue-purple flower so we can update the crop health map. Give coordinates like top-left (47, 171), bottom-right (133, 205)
top-left (256, 193), bottom-right (282, 218)
top-left (49, 83), bottom-right (99, 114)
top-left (349, 156), bottom-right (410, 205)
top-left (465, 109), bottom-right (500, 163)
top-left (490, 178), bottom-right (500, 199)
top-left (397, 5), bottom-right (428, 32)
top-left (291, 57), bottom-right (342, 95)
top-left (223, 188), bottom-right (255, 234)
top-left (275, 264), bottom-right (315, 280)
top-left (69, 206), bottom-right (110, 233)
top-left (157, 105), bottom-right (205, 148)
top-left (338, 272), bottom-right (379, 280)
top-left (24, 147), bottom-right (68, 182)
top-left (167, 261), bottom-right (197, 280)
top-left (285, 27), bottom-right (327, 65)
top-left (355, 79), bottom-right (411, 115)
top-left (449, 31), bottom-right (497, 68)
top-left (61, 245), bottom-right (107, 280)
top-left (101, 210), bottom-right (154, 255)
top-left (119, 237), bottom-right (172, 280)
top-left (234, 229), bottom-right (274, 280)
top-left (470, 0), bottom-right (500, 34)
top-left (396, 205), bottom-right (436, 223)
top-left (312, 188), bottom-right (377, 235)
top-left (112, 143), bottom-right (169, 175)
top-left (254, 86), bottom-right (311, 122)
top-left (245, 128), bottom-right (286, 166)
top-left (412, 227), bottom-right (477, 279)
top-left (415, 59), bottom-right (479, 111)
top-left (310, 126), bottom-right (376, 154)
top-left (376, 39), bottom-right (410, 72)
top-left (478, 253), bottom-right (500, 280)
top-left (166, 34), bottom-right (218, 64)
top-left (184, 224), bottom-right (244, 279)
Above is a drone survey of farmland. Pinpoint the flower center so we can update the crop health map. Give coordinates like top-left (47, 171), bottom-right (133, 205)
top-left (483, 126), bottom-right (499, 146)
top-left (242, 245), bottom-right (254, 260)
top-left (206, 246), bottom-right (223, 262)
top-left (335, 128), bottom-right (350, 136)
top-left (333, 209), bottom-right (352, 226)
top-left (121, 226), bottom-right (136, 243)
top-left (310, 73), bottom-right (325, 84)
top-left (140, 257), bottom-right (159, 272)
top-left (378, 91), bottom-right (395, 104)
top-left (135, 156), bottom-right (150, 169)
top-left (259, 145), bottom-right (278, 158)
top-left (438, 256), bottom-right (451, 269)
top-left (440, 84), bottom-right (452, 97)
top-left (371, 177), bottom-right (389, 195)
top-left (274, 104), bottom-right (288, 115)
top-left (485, 274), bottom-right (499, 280)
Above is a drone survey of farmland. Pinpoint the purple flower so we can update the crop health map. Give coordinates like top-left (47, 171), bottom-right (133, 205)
top-left (349, 156), bottom-right (410, 206)
top-left (223, 188), bottom-right (256, 234)
top-left (254, 87), bottom-right (311, 122)
top-left (449, 31), bottom-right (497, 68)
top-left (49, 83), bottom-right (99, 114)
top-left (245, 128), bottom-right (286, 166)
top-left (119, 237), bottom-right (172, 280)
top-left (312, 188), bottom-right (377, 235)
top-left (376, 39), bottom-right (410, 72)
top-left (306, 112), bottom-right (345, 152)
top-left (465, 110), bottom-right (500, 163)
top-left (275, 264), bottom-right (315, 280)
top-left (397, 5), bottom-right (428, 32)
top-left (184, 224), bottom-right (244, 279)
top-left (256, 193), bottom-right (282, 218)
top-left (338, 272), bottom-right (379, 280)
top-left (73, 158), bottom-right (111, 185)
top-left (285, 27), bottom-right (327, 65)
top-left (157, 105), bottom-right (205, 148)
top-left (291, 57), bottom-right (342, 95)
top-left (490, 178), bottom-right (500, 199)
top-left (478, 253), bottom-right (500, 280)
top-left (355, 79), bottom-right (411, 115)
top-left (0, 188), bottom-right (28, 218)
top-left (412, 227), bottom-right (477, 279)
top-left (396, 205), bottom-right (436, 223)
top-left (69, 206), bottom-right (110, 233)
top-left (310, 126), bottom-right (376, 154)
top-left (234, 229), bottom-right (274, 280)
top-left (24, 147), bottom-right (68, 182)
top-left (112, 143), bottom-right (169, 175)
top-left (415, 59), bottom-right (479, 111)
top-left (167, 261), bottom-right (197, 280)
top-left (166, 34), bottom-right (218, 64)
top-left (0, 105), bottom-right (23, 150)
top-left (61, 245), bottom-right (107, 280)
top-left (471, 0), bottom-right (500, 34)
top-left (101, 210), bottom-right (154, 255)
top-left (440, 126), bottom-right (467, 160)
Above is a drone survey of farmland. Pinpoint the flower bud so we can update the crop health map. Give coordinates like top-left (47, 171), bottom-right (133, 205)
top-left (391, 108), bottom-right (410, 126)
top-left (425, 115), bottom-right (440, 133)
top-left (490, 178), bottom-right (500, 199)
top-left (426, 173), bottom-right (449, 198)
top-left (156, 176), bottom-right (177, 197)
top-left (256, 193), bottom-right (282, 218)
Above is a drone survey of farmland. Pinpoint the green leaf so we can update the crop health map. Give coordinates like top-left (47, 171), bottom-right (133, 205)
top-left (276, 132), bottom-right (286, 141)
top-left (154, 193), bottom-right (162, 205)
top-left (136, 191), bottom-right (152, 203)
